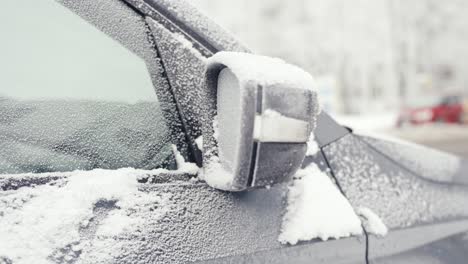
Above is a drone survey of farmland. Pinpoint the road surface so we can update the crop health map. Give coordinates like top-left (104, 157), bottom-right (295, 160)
top-left (420, 139), bottom-right (468, 159)
top-left (387, 125), bottom-right (468, 159)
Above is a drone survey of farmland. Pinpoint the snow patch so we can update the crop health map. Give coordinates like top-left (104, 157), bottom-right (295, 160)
top-left (254, 109), bottom-right (310, 143)
top-left (306, 133), bottom-right (319, 156)
top-left (357, 207), bottom-right (388, 237)
top-left (195, 136), bottom-right (203, 151)
top-left (201, 156), bottom-right (234, 190)
top-left (279, 164), bottom-right (363, 245)
top-left (0, 168), bottom-right (170, 264)
top-left (208, 51), bottom-right (317, 91)
top-left (263, 108), bottom-right (283, 118)
top-left (96, 210), bottom-right (142, 237)
top-left (172, 144), bottom-right (199, 174)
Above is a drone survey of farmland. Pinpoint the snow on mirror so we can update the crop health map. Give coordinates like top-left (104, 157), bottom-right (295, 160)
top-left (202, 52), bottom-right (320, 191)
top-left (0, 0), bottom-right (173, 174)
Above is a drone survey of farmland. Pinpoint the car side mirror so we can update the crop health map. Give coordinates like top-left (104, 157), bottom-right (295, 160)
top-left (202, 52), bottom-right (320, 191)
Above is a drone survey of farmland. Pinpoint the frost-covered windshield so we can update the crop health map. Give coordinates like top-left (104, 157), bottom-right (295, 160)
top-left (0, 0), bottom-right (172, 174)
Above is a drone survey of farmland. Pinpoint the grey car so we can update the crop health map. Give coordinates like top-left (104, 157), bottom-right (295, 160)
top-left (1, 0), bottom-right (468, 263)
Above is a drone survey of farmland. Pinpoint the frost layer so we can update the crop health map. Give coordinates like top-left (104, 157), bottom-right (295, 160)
top-left (279, 164), bottom-right (363, 245)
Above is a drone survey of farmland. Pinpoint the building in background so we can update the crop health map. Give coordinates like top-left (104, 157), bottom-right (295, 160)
top-left (193, 0), bottom-right (468, 114)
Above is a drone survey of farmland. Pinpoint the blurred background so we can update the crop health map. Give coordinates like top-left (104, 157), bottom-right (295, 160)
top-left (192, 0), bottom-right (468, 158)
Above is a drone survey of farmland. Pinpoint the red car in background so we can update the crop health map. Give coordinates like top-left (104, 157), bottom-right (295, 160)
top-left (397, 95), bottom-right (468, 126)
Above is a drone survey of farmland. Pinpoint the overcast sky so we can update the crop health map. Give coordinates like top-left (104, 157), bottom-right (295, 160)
top-left (0, 0), bottom-right (156, 103)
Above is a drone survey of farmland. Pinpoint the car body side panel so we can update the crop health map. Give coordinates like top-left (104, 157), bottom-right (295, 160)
top-left (0, 173), bottom-right (366, 263)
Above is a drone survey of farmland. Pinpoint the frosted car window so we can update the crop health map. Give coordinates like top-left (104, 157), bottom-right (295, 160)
top-left (0, 0), bottom-right (172, 174)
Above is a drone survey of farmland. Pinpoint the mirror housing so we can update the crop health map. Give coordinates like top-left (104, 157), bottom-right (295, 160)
top-left (202, 52), bottom-right (319, 191)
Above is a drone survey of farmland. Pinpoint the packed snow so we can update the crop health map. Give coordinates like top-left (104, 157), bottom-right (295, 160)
top-left (208, 51), bottom-right (317, 91)
top-left (0, 169), bottom-right (167, 264)
top-left (357, 207), bottom-right (388, 236)
top-left (201, 156), bottom-right (235, 190)
top-left (171, 144), bottom-right (200, 174)
top-left (306, 133), bottom-right (319, 156)
top-left (253, 109), bottom-right (310, 143)
top-left (279, 163), bottom-right (363, 245)
top-left (195, 136), bottom-right (203, 151)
